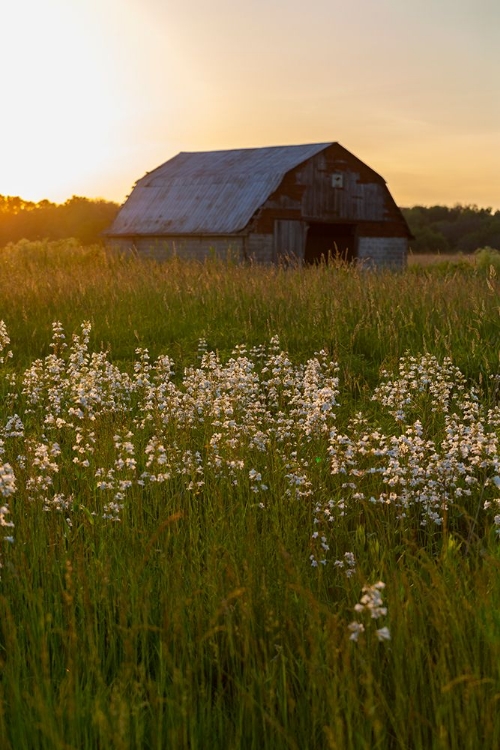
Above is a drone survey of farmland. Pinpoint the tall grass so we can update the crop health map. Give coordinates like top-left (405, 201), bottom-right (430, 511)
top-left (0, 240), bottom-right (498, 384)
top-left (0, 240), bottom-right (498, 749)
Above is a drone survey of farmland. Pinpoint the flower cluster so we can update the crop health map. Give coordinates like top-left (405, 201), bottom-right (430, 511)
top-left (0, 320), bottom-right (12, 365)
top-left (348, 581), bottom-right (391, 642)
top-left (0, 320), bottom-right (497, 570)
top-left (319, 353), bottom-right (500, 541)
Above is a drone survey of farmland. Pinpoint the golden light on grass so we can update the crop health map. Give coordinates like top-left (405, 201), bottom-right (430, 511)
top-left (0, 242), bottom-right (498, 746)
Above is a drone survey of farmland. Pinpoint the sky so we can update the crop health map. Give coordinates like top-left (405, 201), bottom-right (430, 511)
top-left (1, 0), bottom-right (499, 209)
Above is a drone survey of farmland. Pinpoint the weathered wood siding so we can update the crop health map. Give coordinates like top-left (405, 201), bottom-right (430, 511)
top-left (249, 144), bottom-right (407, 236)
top-left (297, 150), bottom-right (386, 221)
top-left (235, 143), bottom-right (410, 266)
top-left (273, 220), bottom-right (307, 263)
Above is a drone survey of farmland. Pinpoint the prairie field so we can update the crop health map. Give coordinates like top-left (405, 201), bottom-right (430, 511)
top-left (0, 240), bottom-right (499, 749)
top-left (407, 252), bottom-right (476, 267)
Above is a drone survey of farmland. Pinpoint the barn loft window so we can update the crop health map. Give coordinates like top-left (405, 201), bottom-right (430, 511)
top-left (331, 173), bottom-right (344, 188)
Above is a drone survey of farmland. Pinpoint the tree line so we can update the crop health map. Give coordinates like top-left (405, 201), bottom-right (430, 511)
top-left (0, 195), bottom-right (119, 247)
top-left (0, 195), bottom-right (499, 254)
top-left (402, 204), bottom-right (500, 254)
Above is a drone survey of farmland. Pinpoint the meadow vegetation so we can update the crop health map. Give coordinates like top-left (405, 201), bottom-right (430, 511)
top-left (0, 240), bottom-right (498, 749)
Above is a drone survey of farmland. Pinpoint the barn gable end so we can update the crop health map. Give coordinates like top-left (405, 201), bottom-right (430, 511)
top-left (106, 142), bottom-right (411, 268)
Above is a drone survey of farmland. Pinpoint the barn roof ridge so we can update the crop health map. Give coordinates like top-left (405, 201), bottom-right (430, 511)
top-left (176, 141), bottom-right (335, 156)
top-left (138, 142), bottom-right (336, 185)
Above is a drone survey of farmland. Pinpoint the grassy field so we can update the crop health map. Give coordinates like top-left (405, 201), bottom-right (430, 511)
top-left (407, 252), bottom-right (476, 267)
top-left (0, 240), bottom-right (498, 749)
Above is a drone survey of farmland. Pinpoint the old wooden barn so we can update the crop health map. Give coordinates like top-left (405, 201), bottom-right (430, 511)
top-left (106, 142), bottom-right (411, 268)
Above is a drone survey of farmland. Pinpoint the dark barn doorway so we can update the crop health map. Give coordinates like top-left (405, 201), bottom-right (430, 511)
top-left (304, 222), bottom-right (357, 264)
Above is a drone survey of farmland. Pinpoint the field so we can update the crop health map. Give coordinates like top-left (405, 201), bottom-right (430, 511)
top-left (407, 252), bottom-right (476, 267)
top-left (0, 240), bottom-right (499, 749)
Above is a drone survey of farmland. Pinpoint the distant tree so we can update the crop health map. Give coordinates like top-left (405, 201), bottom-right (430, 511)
top-left (0, 195), bottom-right (119, 246)
top-left (401, 204), bottom-right (499, 254)
top-left (0, 195), bottom-right (38, 215)
top-left (426, 205), bottom-right (452, 224)
top-left (411, 225), bottom-right (449, 254)
top-left (486, 214), bottom-right (500, 250)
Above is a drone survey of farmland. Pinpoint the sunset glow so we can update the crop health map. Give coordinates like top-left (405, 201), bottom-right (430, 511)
top-left (1, 0), bottom-right (499, 208)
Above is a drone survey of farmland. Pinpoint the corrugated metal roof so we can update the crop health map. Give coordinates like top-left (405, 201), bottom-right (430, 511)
top-left (108, 143), bottom-right (333, 236)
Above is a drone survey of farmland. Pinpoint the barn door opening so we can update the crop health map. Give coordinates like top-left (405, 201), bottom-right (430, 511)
top-left (304, 222), bottom-right (357, 264)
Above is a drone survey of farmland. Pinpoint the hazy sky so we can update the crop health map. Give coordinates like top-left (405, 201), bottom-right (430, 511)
top-left (1, 0), bottom-right (499, 208)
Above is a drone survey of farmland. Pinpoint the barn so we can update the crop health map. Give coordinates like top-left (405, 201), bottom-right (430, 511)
top-left (105, 142), bottom-right (411, 268)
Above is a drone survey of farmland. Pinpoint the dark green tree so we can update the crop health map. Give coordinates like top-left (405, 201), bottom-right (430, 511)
top-left (0, 195), bottom-right (119, 246)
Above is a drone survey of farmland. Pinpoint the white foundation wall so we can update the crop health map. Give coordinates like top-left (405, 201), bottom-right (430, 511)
top-left (246, 234), bottom-right (275, 264)
top-left (358, 237), bottom-right (407, 269)
top-left (107, 236), bottom-right (243, 262)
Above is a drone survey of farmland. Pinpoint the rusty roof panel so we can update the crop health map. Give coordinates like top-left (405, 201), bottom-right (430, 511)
top-left (109, 143), bottom-right (333, 236)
